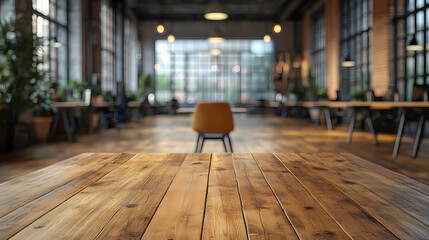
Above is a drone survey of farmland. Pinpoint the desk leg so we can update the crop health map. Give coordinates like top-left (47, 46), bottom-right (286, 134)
top-left (393, 111), bottom-right (406, 158)
top-left (324, 108), bottom-right (333, 131)
top-left (366, 110), bottom-right (378, 145)
top-left (61, 109), bottom-right (74, 142)
top-left (346, 109), bottom-right (356, 144)
top-left (412, 114), bottom-right (425, 158)
top-left (281, 106), bottom-right (288, 119)
top-left (48, 111), bottom-right (60, 142)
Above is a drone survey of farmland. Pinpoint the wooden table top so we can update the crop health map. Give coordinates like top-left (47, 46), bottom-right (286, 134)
top-left (52, 101), bottom-right (89, 109)
top-left (294, 101), bottom-right (429, 109)
top-left (176, 107), bottom-right (249, 114)
top-left (1, 153), bottom-right (428, 239)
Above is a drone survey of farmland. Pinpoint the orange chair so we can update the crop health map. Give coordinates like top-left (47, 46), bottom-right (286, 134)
top-left (192, 102), bottom-right (234, 153)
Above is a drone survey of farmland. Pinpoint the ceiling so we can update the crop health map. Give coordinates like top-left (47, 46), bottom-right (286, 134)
top-left (126, 0), bottom-right (318, 21)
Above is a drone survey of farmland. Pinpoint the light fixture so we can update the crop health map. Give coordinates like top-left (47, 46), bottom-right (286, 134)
top-left (406, 35), bottom-right (423, 51)
top-left (154, 64), bottom-right (161, 71)
top-left (47, 37), bottom-right (62, 48)
top-left (210, 49), bottom-right (222, 55)
top-left (208, 28), bottom-right (224, 43)
top-left (167, 34), bottom-right (175, 43)
top-left (52, 38), bottom-right (62, 48)
top-left (156, 24), bottom-right (165, 34)
top-left (264, 34), bottom-right (271, 43)
top-left (341, 55), bottom-right (355, 67)
top-left (273, 23), bottom-right (282, 34)
top-left (204, 0), bottom-right (228, 21)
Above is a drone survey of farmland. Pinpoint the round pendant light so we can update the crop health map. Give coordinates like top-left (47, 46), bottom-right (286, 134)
top-left (341, 55), bottom-right (355, 68)
top-left (156, 24), bottom-right (165, 34)
top-left (273, 23), bottom-right (282, 34)
top-left (208, 28), bottom-right (224, 43)
top-left (264, 34), bottom-right (271, 43)
top-left (204, 0), bottom-right (228, 20)
top-left (167, 34), bottom-right (175, 43)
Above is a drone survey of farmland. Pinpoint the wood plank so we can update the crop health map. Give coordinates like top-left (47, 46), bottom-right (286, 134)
top-left (298, 153), bottom-right (429, 239)
top-left (339, 153), bottom-right (429, 196)
top-left (252, 153), bottom-right (351, 240)
top-left (10, 153), bottom-right (166, 240)
top-left (95, 153), bottom-right (187, 239)
top-left (141, 153), bottom-right (211, 240)
top-left (275, 153), bottom-right (397, 239)
top-left (0, 153), bottom-right (118, 218)
top-left (232, 153), bottom-right (298, 240)
top-left (0, 153), bottom-right (135, 239)
top-left (202, 153), bottom-right (247, 240)
top-left (315, 153), bottom-right (429, 225)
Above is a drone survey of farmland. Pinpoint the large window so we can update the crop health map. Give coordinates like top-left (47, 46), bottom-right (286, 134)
top-left (32, 0), bottom-right (68, 85)
top-left (393, 0), bottom-right (429, 100)
top-left (154, 39), bottom-right (274, 104)
top-left (100, 0), bottom-right (115, 93)
top-left (310, 7), bottom-right (326, 88)
top-left (340, 0), bottom-right (372, 100)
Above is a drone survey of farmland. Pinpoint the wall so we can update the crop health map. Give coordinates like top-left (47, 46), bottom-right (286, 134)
top-left (139, 20), bottom-right (294, 91)
top-left (301, 0), bottom-right (339, 100)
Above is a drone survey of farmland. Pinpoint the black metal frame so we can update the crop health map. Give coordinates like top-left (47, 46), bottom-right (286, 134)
top-left (32, 0), bottom-right (69, 84)
top-left (310, 6), bottom-right (326, 87)
top-left (393, 0), bottom-right (429, 100)
top-left (195, 133), bottom-right (233, 153)
top-left (339, 0), bottom-right (372, 100)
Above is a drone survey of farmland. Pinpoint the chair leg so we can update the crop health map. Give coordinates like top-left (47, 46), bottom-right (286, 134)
top-left (412, 114), bottom-right (425, 158)
top-left (222, 135), bottom-right (228, 152)
top-left (195, 134), bottom-right (201, 153)
top-left (346, 109), bottom-right (356, 144)
top-left (199, 137), bottom-right (206, 153)
top-left (226, 134), bottom-right (233, 153)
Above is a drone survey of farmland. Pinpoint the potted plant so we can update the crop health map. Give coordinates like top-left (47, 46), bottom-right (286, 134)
top-left (0, 17), bottom-right (47, 151)
top-left (31, 77), bottom-right (54, 141)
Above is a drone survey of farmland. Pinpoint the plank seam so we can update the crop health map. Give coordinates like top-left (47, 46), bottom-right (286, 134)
top-left (295, 153), bottom-right (406, 239)
top-left (231, 155), bottom-right (251, 240)
top-left (200, 153), bottom-right (213, 240)
top-left (6, 153), bottom-right (135, 239)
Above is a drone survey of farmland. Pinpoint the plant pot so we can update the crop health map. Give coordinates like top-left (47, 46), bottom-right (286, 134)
top-left (33, 116), bottom-right (53, 141)
top-left (92, 96), bottom-right (104, 105)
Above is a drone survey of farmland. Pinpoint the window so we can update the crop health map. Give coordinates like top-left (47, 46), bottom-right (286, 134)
top-left (340, 0), bottom-right (372, 100)
top-left (154, 39), bottom-right (274, 104)
top-left (100, 0), bottom-right (115, 93)
top-left (32, 0), bottom-right (68, 85)
top-left (310, 7), bottom-right (326, 88)
top-left (393, 0), bottom-right (429, 100)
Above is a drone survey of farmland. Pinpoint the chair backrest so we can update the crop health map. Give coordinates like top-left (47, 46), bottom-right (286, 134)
top-left (192, 102), bottom-right (234, 134)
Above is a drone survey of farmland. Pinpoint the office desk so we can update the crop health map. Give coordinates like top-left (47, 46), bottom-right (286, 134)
top-left (1, 153), bottom-right (428, 239)
top-left (49, 102), bottom-right (89, 142)
top-left (176, 107), bottom-right (249, 114)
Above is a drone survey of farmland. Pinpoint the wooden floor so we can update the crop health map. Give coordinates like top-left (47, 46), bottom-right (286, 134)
top-left (1, 115), bottom-right (428, 185)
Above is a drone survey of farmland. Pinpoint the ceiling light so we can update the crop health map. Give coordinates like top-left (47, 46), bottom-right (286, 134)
top-left (406, 35), bottom-right (423, 51)
top-left (156, 24), bottom-right (165, 34)
top-left (264, 34), bottom-right (271, 43)
top-left (208, 28), bottom-right (224, 43)
top-left (210, 49), bottom-right (222, 55)
top-left (341, 55), bottom-right (355, 68)
top-left (167, 34), bottom-right (175, 43)
top-left (154, 64), bottom-right (161, 70)
top-left (273, 23), bottom-right (282, 34)
top-left (204, 0), bottom-right (228, 21)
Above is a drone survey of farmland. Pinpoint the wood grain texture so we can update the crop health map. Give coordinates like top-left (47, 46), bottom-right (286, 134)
top-left (202, 153), bottom-right (247, 240)
top-left (275, 153), bottom-right (397, 239)
top-left (0, 153), bottom-right (135, 239)
top-left (10, 153), bottom-right (165, 240)
top-left (299, 153), bottom-right (429, 239)
top-left (141, 153), bottom-right (211, 240)
top-left (232, 153), bottom-right (299, 240)
top-left (315, 153), bottom-right (429, 225)
top-left (96, 153), bottom-right (187, 239)
top-left (252, 153), bottom-right (350, 240)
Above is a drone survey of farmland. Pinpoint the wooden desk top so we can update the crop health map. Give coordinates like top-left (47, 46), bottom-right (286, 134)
top-left (286, 101), bottom-right (429, 109)
top-left (1, 153), bottom-right (427, 239)
top-left (51, 102), bottom-right (89, 109)
top-left (177, 107), bottom-right (249, 114)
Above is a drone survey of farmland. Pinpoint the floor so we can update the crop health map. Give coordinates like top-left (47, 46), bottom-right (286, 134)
top-left (1, 115), bottom-right (428, 185)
